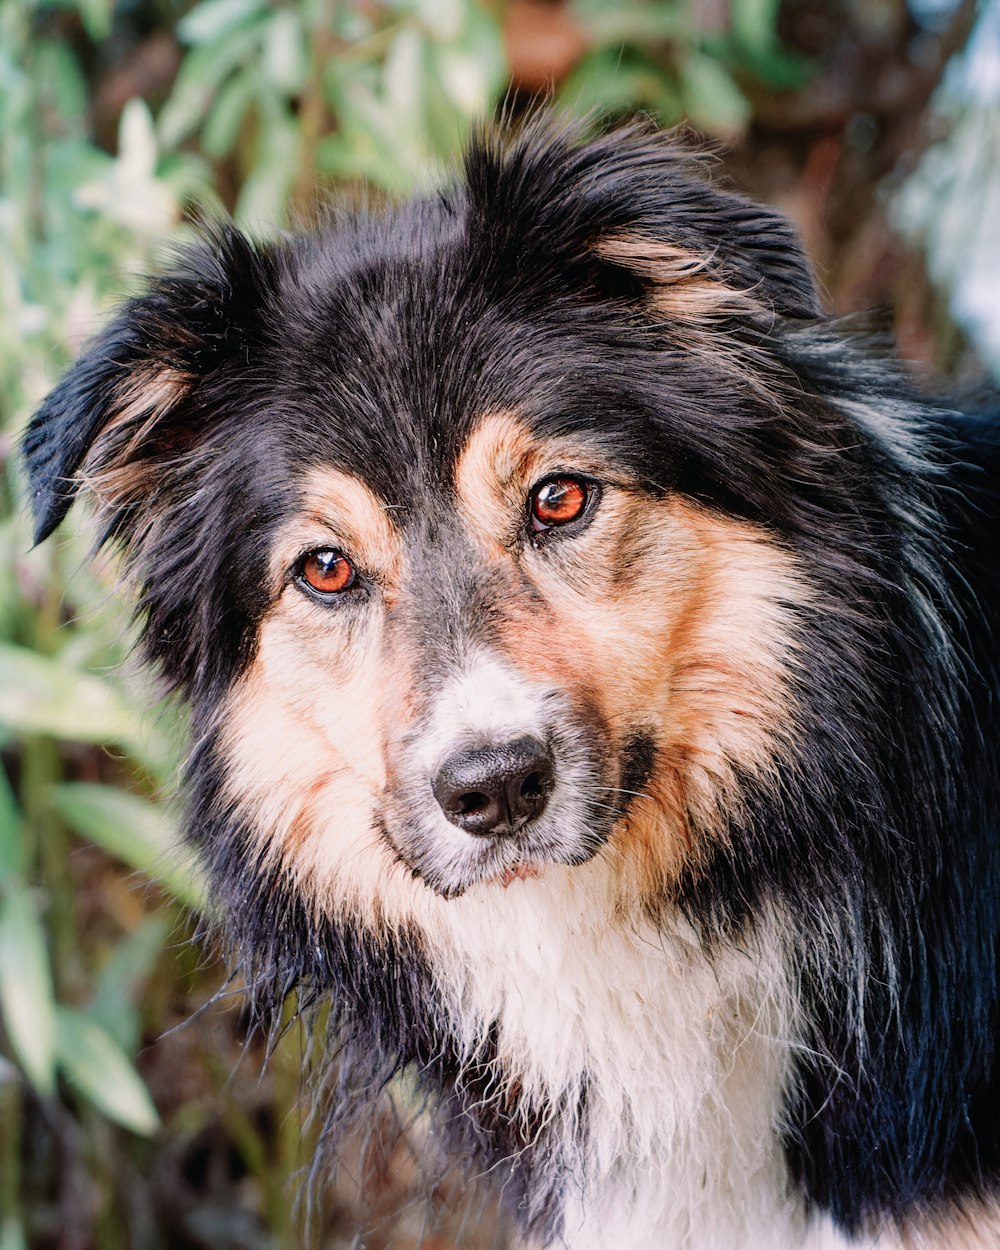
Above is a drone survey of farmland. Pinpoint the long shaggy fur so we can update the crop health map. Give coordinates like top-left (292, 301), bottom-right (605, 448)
top-left (23, 117), bottom-right (1000, 1249)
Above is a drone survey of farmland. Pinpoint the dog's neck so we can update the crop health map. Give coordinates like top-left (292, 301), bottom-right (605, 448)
top-left (397, 860), bottom-right (848, 1249)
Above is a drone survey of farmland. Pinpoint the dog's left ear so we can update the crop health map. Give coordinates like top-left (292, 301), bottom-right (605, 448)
top-left (588, 195), bottom-right (822, 326)
top-left (23, 224), bottom-right (275, 546)
top-left (578, 127), bottom-right (823, 322)
top-left (467, 121), bottom-right (822, 322)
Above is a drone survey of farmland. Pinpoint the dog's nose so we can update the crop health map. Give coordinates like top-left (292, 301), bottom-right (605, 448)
top-left (432, 736), bottom-right (554, 837)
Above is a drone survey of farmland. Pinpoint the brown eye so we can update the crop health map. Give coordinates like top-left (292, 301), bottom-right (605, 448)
top-left (297, 549), bottom-right (356, 596)
top-left (530, 476), bottom-right (591, 532)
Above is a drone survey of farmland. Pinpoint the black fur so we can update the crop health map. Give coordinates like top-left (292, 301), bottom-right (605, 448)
top-left (23, 117), bottom-right (1000, 1241)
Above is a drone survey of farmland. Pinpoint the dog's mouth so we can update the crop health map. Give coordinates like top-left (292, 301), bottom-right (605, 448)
top-left (382, 781), bottom-right (620, 900)
top-left (464, 843), bottom-right (559, 894)
top-left (496, 862), bottom-right (543, 887)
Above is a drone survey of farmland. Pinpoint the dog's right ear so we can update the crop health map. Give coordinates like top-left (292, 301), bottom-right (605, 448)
top-left (22, 225), bottom-right (276, 546)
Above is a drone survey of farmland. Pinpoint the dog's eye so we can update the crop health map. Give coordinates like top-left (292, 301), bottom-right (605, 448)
top-left (296, 549), bottom-right (356, 597)
top-left (530, 476), bottom-right (591, 532)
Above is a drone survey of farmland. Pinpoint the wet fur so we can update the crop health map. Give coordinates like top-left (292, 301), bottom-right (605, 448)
top-left (23, 119), bottom-right (1000, 1248)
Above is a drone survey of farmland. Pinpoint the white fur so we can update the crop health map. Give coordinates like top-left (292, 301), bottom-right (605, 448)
top-left (382, 858), bottom-right (881, 1250)
top-left (417, 652), bottom-right (551, 772)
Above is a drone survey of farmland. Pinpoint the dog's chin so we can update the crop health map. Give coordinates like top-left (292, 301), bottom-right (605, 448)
top-left (392, 827), bottom-right (608, 900)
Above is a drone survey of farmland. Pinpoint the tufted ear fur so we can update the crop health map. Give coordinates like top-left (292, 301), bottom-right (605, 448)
top-left (23, 224), bottom-right (277, 547)
top-left (463, 117), bottom-right (822, 323)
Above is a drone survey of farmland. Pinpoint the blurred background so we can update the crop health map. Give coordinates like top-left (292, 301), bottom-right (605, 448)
top-left (1, 1), bottom-right (999, 1247)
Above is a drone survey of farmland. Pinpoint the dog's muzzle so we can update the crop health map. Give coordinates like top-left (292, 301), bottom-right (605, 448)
top-left (381, 652), bottom-right (619, 895)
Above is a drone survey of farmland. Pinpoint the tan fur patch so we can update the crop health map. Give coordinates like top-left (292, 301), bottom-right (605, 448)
top-left (218, 604), bottom-right (403, 918)
top-left (888, 1198), bottom-right (1000, 1249)
top-left (595, 235), bottom-right (760, 323)
top-left (516, 498), bottom-right (806, 909)
top-left (218, 467), bottom-right (423, 920)
top-left (78, 367), bottom-right (192, 513)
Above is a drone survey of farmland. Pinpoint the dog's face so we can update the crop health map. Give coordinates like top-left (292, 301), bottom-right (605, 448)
top-left (24, 122), bottom-right (822, 923)
top-left (217, 408), bottom-right (807, 911)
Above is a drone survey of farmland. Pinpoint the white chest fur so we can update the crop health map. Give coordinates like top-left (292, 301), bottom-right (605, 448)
top-left (404, 861), bottom-right (859, 1250)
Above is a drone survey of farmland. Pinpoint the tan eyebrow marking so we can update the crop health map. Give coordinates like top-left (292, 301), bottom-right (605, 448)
top-left (454, 412), bottom-right (611, 553)
top-left (267, 466), bottom-right (402, 591)
top-left (454, 413), bottom-right (540, 551)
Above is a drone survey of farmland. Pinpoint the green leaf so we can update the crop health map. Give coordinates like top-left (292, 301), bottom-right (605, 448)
top-left (383, 25), bottom-right (427, 142)
top-left (730, 0), bottom-right (781, 58)
top-left (0, 765), bottom-right (23, 882)
top-left (157, 24), bottom-right (267, 149)
top-left (115, 97), bottom-right (159, 184)
top-left (262, 9), bottom-right (308, 94)
top-left (416, 0), bottom-right (463, 41)
top-left (0, 884), bottom-right (57, 1097)
top-left (317, 131), bottom-right (411, 191)
top-left (89, 915), bottom-right (169, 1051)
top-left (678, 50), bottom-right (752, 136)
top-left (35, 39), bottom-right (89, 121)
top-left (723, 1), bottom-right (812, 89)
top-left (431, 5), bottom-right (507, 121)
top-left (0, 1217), bottom-right (28, 1250)
top-left (234, 97), bottom-right (302, 229)
top-left (202, 73), bottom-right (256, 159)
top-left (49, 783), bottom-right (205, 911)
top-left (55, 1006), bottom-right (159, 1135)
top-left (178, 0), bottom-right (265, 46)
top-left (0, 643), bottom-right (150, 759)
top-left (577, 4), bottom-right (688, 44)
top-left (323, 64), bottom-right (425, 190)
top-left (0, 520), bottom-right (21, 644)
top-left (75, 0), bottom-right (113, 41)
top-left (560, 47), bottom-right (682, 123)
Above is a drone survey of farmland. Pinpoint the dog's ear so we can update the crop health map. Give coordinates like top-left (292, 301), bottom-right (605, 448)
top-left (589, 225), bottom-right (818, 331)
top-left (465, 119), bottom-right (821, 322)
top-left (586, 193), bottom-right (821, 325)
top-left (23, 224), bottom-right (276, 546)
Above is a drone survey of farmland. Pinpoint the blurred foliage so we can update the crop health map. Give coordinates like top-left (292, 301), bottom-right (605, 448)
top-left (161, 0), bottom-right (508, 216)
top-left (893, 1), bottom-right (1000, 376)
top-left (1, 4), bottom-right (192, 1242)
top-left (561, 0), bottom-right (808, 134)
top-left (0, 0), bottom-right (990, 1246)
top-left (8, 3), bottom-right (511, 1244)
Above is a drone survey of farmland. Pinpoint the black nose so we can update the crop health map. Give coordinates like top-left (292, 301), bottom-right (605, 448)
top-left (432, 736), bottom-right (555, 837)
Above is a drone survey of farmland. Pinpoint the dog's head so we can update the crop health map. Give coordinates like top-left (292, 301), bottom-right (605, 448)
top-left (24, 121), bottom-right (825, 921)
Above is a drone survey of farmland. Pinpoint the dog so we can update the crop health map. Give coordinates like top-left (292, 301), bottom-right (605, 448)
top-left (23, 118), bottom-right (1000, 1249)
